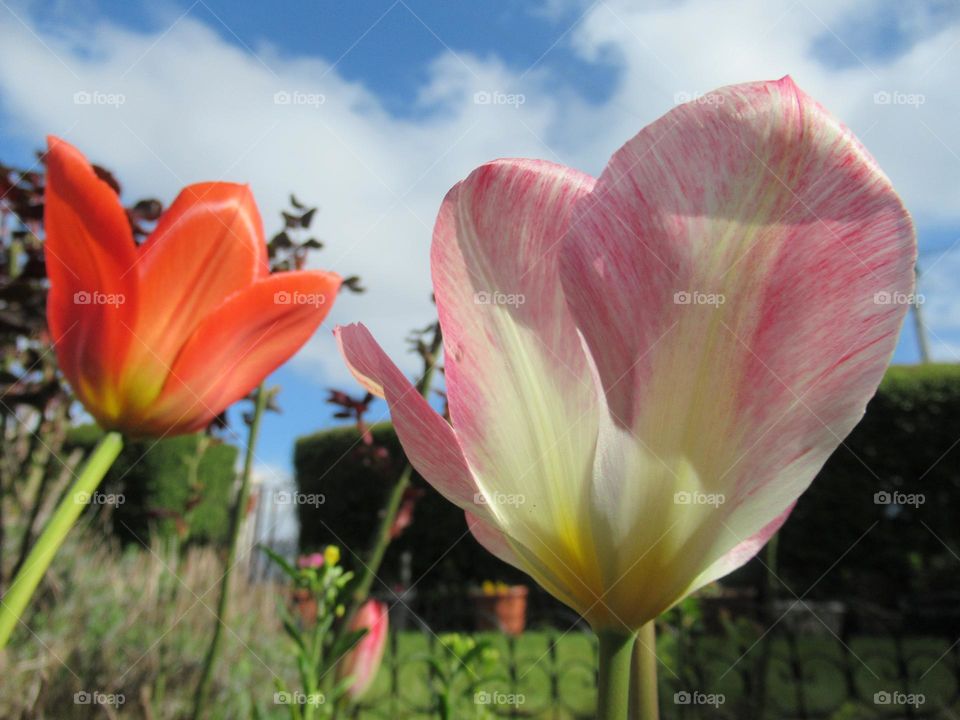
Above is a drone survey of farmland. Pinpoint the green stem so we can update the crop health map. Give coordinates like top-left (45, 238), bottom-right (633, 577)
top-left (191, 384), bottom-right (268, 719)
top-left (633, 622), bottom-right (660, 720)
top-left (597, 630), bottom-right (636, 720)
top-left (0, 430), bottom-right (123, 648)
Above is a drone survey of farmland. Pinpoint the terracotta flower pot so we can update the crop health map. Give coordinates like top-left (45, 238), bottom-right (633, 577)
top-left (470, 585), bottom-right (528, 635)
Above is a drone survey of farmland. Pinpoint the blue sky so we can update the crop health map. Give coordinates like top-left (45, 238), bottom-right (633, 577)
top-left (1, 0), bottom-right (958, 482)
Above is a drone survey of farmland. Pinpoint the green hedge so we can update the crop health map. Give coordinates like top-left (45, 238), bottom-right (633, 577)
top-left (775, 363), bottom-right (960, 613)
top-left (66, 427), bottom-right (238, 546)
top-left (295, 364), bottom-right (960, 612)
top-left (294, 423), bottom-right (528, 593)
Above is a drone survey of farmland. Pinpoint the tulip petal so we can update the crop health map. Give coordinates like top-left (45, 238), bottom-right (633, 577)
top-left (432, 159), bottom-right (607, 616)
top-left (687, 503), bottom-right (795, 594)
top-left (133, 182), bottom-right (269, 370)
top-left (560, 76), bottom-right (915, 609)
top-left (44, 136), bottom-right (139, 423)
top-left (141, 271), bottom-right (340, 434)
top-left (338, 599), bottom-right (388, 699)
top-left (335, 322), bottom-right (482, 512)
top-left (465, 511), bottom-right (520, 568)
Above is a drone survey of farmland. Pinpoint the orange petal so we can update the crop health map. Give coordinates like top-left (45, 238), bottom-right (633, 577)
top-left (44, 136), bottom-right (139, 421)
top-left (133, 182), bottom-right (269, 370)
top-left (139, 271), bottom-right (341, 435)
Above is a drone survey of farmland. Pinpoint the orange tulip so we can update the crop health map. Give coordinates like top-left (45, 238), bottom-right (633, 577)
top-left (44, 137), bottom-right (340, 436)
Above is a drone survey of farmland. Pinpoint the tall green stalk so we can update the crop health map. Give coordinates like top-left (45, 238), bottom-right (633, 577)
top-left (597, 630), bottom-right (637, 720)
top-left (0, 430), bottom-right (123, 648)
top-left (633, 622), bottom-right (660, 720)
top-left (192, 384), bottom-right (268, 718)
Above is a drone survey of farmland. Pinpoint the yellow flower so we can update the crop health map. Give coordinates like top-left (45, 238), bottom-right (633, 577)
top-left (324, 545), bottom-right (341, 567)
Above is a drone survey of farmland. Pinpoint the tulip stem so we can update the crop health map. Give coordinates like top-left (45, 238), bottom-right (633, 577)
top-left (633, 621), bottom-right (660, 720)
top-left (0, 430), bottom-right (123, 649)
top-left (192, 383), bottom-right (268, 720)
top-left (597, 630), bottom-right (637, 720)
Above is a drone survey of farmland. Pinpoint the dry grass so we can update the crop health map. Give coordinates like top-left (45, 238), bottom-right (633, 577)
top-left (0, 528), bottom-right (294, 719)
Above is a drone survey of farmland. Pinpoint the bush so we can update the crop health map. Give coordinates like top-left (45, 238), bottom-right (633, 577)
top-left (295, 423), bottom-right (530, 592)
top-left (295, 364), bottom-right (960, 621)
top-left (776, 363), bottom-right (960, 621)
top-left (66, 427), bottom-right (238, 546)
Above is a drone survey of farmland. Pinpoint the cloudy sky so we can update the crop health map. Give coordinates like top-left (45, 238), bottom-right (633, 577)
top-left (1, 0), bottom-right (958, 482)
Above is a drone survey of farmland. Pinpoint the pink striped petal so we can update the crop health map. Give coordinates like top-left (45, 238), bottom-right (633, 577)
top-left (431, 160), bottom-right (610, 613)
top-left (560, 76), bottom-right (915, 596)
top-left (335, 323), bottom-right (481, 512)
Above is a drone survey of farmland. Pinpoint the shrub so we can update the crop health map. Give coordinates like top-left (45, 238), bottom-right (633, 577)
top-left (66, 426), bottom-right (238, 546)
top-left (295, 364), bottom-right (960, 622)
top-left (294, 424), bottom-right (528, 600)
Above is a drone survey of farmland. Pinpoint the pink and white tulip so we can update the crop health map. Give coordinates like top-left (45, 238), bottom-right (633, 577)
top-left (336, 78), bottom-right (915, 631)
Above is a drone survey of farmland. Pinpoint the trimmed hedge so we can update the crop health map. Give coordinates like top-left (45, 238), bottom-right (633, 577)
top-left (66, 427), bottom-right (238, 546)
top-left (294, 364), bottom-right (960, 613)
top-left (294, 424), bottom-right (528, 592)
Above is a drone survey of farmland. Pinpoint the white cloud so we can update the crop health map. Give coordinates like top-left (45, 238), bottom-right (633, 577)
top-left (0, 0), bottom-right (957, 387)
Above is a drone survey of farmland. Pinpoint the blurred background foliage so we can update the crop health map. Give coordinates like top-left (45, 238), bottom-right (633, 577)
top-left (65, 426), bottom-right (238, 547)
top-left (296, 363), bottom-right (960, 630)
